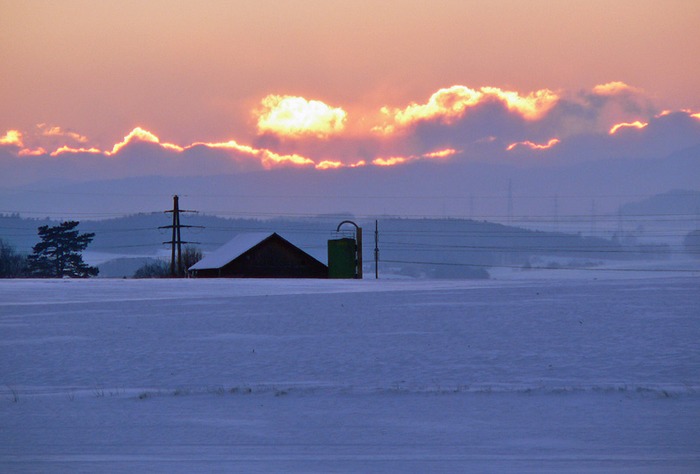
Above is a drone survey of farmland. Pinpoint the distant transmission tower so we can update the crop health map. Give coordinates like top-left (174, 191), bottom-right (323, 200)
top-left (374, 220), bottom-right (379, 280)
top-left (507, 180), bottom-right (513, 225)
top-left (553, 194), bottom-right (559, 232)
top-left (590, 199), bottom-right (597, 236)
top-left (160, 195), bottom-right (202, 277)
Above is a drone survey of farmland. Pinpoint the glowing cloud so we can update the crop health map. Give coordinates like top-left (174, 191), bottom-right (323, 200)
top-left (373, 156), bottom-right (407, 167)
top-left (422, 148), bottom-right (458, 159)
top-left (380, 86), bottom-right (482, 130)
top-left (108, 127), bottom-right (184, 155)
top-left (260, 149), bottom-right (315, 168)
top-left (189, 139), bottom-right (258, 156)
top-left (507, 138), bottom-right (560, 151)
top-left (39, 124), bottom-right (89, 143)
top-left (480, 87), bottom-right (559, 120)
top-left (0, 130), bottom-right (23, 147)
top-left (3, 82), bottom-right (697, 178)
top-left (315, 159), bottom-right (367, 169)
top-left (314, 149), bottom-right (459, 170)
top-left (665, 109), bottom-right (700, 120)
top-left (377, 85), bottom-right (559, 133)
top-left (609, 121), bottom-right (648, 135)
top-left (315, 160), bottom-right (343, 170)
top-left (50, 146), bottom-right (102, 157)
top-left (257, 95), bottom-right (347, 138)
top-left (189, 139), bottom-right (314, 168)
top-left (593, 81), bottom-right (641, 96)
top-left (18, 147), bottom-right (47, 157)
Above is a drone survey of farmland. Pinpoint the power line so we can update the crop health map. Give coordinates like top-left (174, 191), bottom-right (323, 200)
top-left (2, 188), bottom-right (671, 200)
top-left (381, 259), bottom-right (699, 273)
top-left (3, 206), bottom-right (700, 224)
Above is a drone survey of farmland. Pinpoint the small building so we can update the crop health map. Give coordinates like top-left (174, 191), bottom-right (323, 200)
top-left (188, 232), bottom-right (328, 278)
top-left (328, 237), bottom-right (358, 278)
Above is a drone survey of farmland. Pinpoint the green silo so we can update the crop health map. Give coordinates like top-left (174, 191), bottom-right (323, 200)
top-left (328, 238), bottom-right (357, 278)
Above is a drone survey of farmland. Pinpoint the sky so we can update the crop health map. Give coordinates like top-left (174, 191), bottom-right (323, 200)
top-left (1, 0), bottom-right (699, 188)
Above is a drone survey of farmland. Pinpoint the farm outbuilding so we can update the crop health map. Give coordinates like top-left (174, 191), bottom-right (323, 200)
top-left (188, 232), bottom-right (328, 278)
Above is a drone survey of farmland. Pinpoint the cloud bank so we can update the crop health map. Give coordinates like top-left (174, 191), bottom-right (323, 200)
top-left (2, 82), bottom-right (699, 186)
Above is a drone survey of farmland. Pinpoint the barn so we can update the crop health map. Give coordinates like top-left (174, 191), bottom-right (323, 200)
top-left (188, 232), bottom-right (328, 278)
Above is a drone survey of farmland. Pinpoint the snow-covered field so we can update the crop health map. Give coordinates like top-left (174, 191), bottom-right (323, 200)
top-left (1, 272), bottom-right (699, 472)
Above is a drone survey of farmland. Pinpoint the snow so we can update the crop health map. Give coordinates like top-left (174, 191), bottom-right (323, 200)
top-left (1, 274), bottom-right (699, 472)
top-left (188, 232), bottom-right (275, 270)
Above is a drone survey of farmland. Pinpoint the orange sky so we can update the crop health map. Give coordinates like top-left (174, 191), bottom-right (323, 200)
top-left (1, 0), bottom-right (699, 158)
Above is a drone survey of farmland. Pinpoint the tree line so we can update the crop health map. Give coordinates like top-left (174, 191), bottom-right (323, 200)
top-left (1, 220), bottom-right (203, 278)
top-left (1, 221), bottom-right (98, 278)
top-left (2, 220), bottom-right (698, 278)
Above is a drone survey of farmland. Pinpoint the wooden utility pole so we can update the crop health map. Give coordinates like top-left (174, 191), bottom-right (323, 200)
top-left (356, 226), bottom-right (363, 279)
top-left (374, 220), bottom-right (379, 279)
top-left (160, 195), bottom-right (202, 277)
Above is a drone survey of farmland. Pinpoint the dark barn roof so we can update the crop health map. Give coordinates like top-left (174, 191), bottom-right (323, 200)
top-left (188, 232), bottom-right (327, 278)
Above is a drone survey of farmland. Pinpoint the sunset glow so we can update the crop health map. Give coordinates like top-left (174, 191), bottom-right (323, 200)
top-left (50, 146), bottom-right (102, 157)
top-left (377, 85), bottom-right (559, 133)
top-left (0, 130), bottom-right (23, 147)
top-left (2, 89), bottom-right (698, 175)
top-left (373, 156), bottom-right (407, 167)
top-left (593, 81), bottom-right (640, 96)
top-left (1, 82), bottom-right (699, 177)
top-left (609, 121), bottom-right (648, 135)
top-left (39, 125), bottom-right (89, 143)
top-left (257, 95), bottom-right (347, 138)
top-left (260, 150), bottom-right (315, 168)
top-left (190, 139), bottom-right (258, 156)
top-left (315, 160), bottom-right (344, 170)
top-left (0, 0), bottom-right (697, 195)
top-left (507, 138), bottom-right (560, 152)
top-left (480, 87), bottom-right (559, 120)
top-left (384, 86), bottom-right (482, 128)
top-left (422, 148), bottom-right (459, 159)
top-left (107, 127), bottom-right (184, 155)
top-left (18, 147), bottom-right (47, 157)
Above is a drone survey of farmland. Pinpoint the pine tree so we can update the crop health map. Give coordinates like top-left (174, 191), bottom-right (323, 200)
top-left (28, 221), bottom-right (99, 278)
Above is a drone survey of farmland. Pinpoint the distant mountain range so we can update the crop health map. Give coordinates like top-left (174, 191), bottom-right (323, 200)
top-left (2, 144), bottom-right (698, 226)
top-left (620, 189), bottom-right (700, 216)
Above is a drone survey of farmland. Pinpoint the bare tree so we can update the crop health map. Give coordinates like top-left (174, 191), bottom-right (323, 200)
top-left (0, 239), bottom-right (29, 278)
top-left (182, 245), bottom-right (203, 271)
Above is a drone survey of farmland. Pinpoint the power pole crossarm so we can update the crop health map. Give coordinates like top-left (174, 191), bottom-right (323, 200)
top-left (161, 195), bottom-right (203, 277)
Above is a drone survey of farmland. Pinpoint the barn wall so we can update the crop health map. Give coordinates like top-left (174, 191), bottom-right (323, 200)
top-left (216, 237), bottom-right (327, 278)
